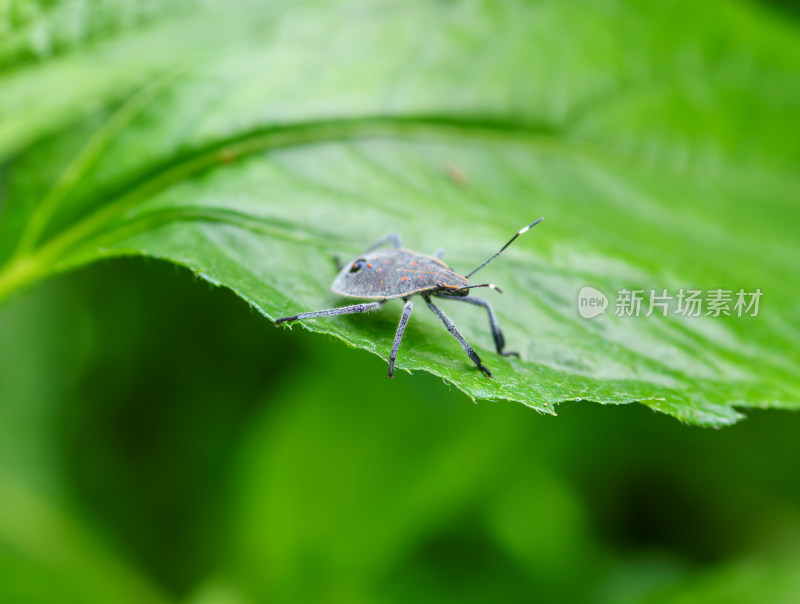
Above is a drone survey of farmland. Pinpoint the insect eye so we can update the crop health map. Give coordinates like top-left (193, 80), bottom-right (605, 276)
top-left (350, 259), bottom-right (366, 273)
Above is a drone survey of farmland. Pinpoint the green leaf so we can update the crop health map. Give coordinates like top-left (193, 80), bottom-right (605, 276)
top-left (1, 0), bottom-right (799, 425)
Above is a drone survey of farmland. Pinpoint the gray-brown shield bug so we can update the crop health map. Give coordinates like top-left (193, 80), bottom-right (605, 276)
top-left (275, 218), bottom-right (544, 378)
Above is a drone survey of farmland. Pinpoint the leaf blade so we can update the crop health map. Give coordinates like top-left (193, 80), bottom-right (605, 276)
top-left (1, 0), bottom-right (799, 425)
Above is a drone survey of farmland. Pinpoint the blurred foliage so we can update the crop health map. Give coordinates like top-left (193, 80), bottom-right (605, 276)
top-left (2, 0), bottom-right (800, 602)
top-left (2, 260), bottom-right (800, 603)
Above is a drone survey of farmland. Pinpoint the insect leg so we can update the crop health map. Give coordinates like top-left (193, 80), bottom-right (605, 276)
top-left (423, 295), bottom-right (491, 377)
top-left (275, 300), bottom-right (386, 324)
top-left (364, 233), bottom-right (402, 253)
top-left (388, 299), bottom-right (414, 378)
top-left (435, 295), bottom-right (519, 357)
top-left (433, 247), bottom-right (445, 259)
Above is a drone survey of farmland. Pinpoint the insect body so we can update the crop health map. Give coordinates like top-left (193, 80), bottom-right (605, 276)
top-left (332, 248), bottom-right (468, 299)
top-left (275, 219), bottom-right (544, 378)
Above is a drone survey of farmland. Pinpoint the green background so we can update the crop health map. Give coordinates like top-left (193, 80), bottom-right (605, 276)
top-left (3, 260), bottom-right (800, 603)
top-left (2, 0), bottom-right (800, 602)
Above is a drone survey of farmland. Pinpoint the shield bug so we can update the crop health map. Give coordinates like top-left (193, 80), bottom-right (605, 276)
top-left (275, 218), bottom-right (544, 378)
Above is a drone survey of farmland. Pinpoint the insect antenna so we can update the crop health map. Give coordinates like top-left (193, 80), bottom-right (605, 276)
top-left (459, 283), bottom-right (503, 294)
top-left (464, 218), bottom-right (544, 279)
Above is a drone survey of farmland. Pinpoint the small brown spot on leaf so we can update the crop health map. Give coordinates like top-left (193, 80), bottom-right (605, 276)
top-left (445, 164), bottom-right (468, 185)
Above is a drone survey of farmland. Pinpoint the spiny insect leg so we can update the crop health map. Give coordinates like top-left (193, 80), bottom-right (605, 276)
top-left (423, 295), bottom-right (491, 377)
top-left (275, 300), bottom-right (386, 324)
top-left (388, 299), bottom-right (414, 378)
top-left (364, 233), bottom-right (402, 253)
top-left (436, 294), bottom-right (519, 357)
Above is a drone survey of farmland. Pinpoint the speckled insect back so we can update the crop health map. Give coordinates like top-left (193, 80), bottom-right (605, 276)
top-left (332, 249), bottom-right (468, 299)
top-left (275, 219), bottom-right (544, 378)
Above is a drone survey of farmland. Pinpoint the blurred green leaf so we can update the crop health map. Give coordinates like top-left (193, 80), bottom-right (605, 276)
top-left (1, 0), bottom-right (799, 425)
top-left (642, 549), bottom-right (800, 604)
top-left (0, 281), bottom-right (169, 604)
